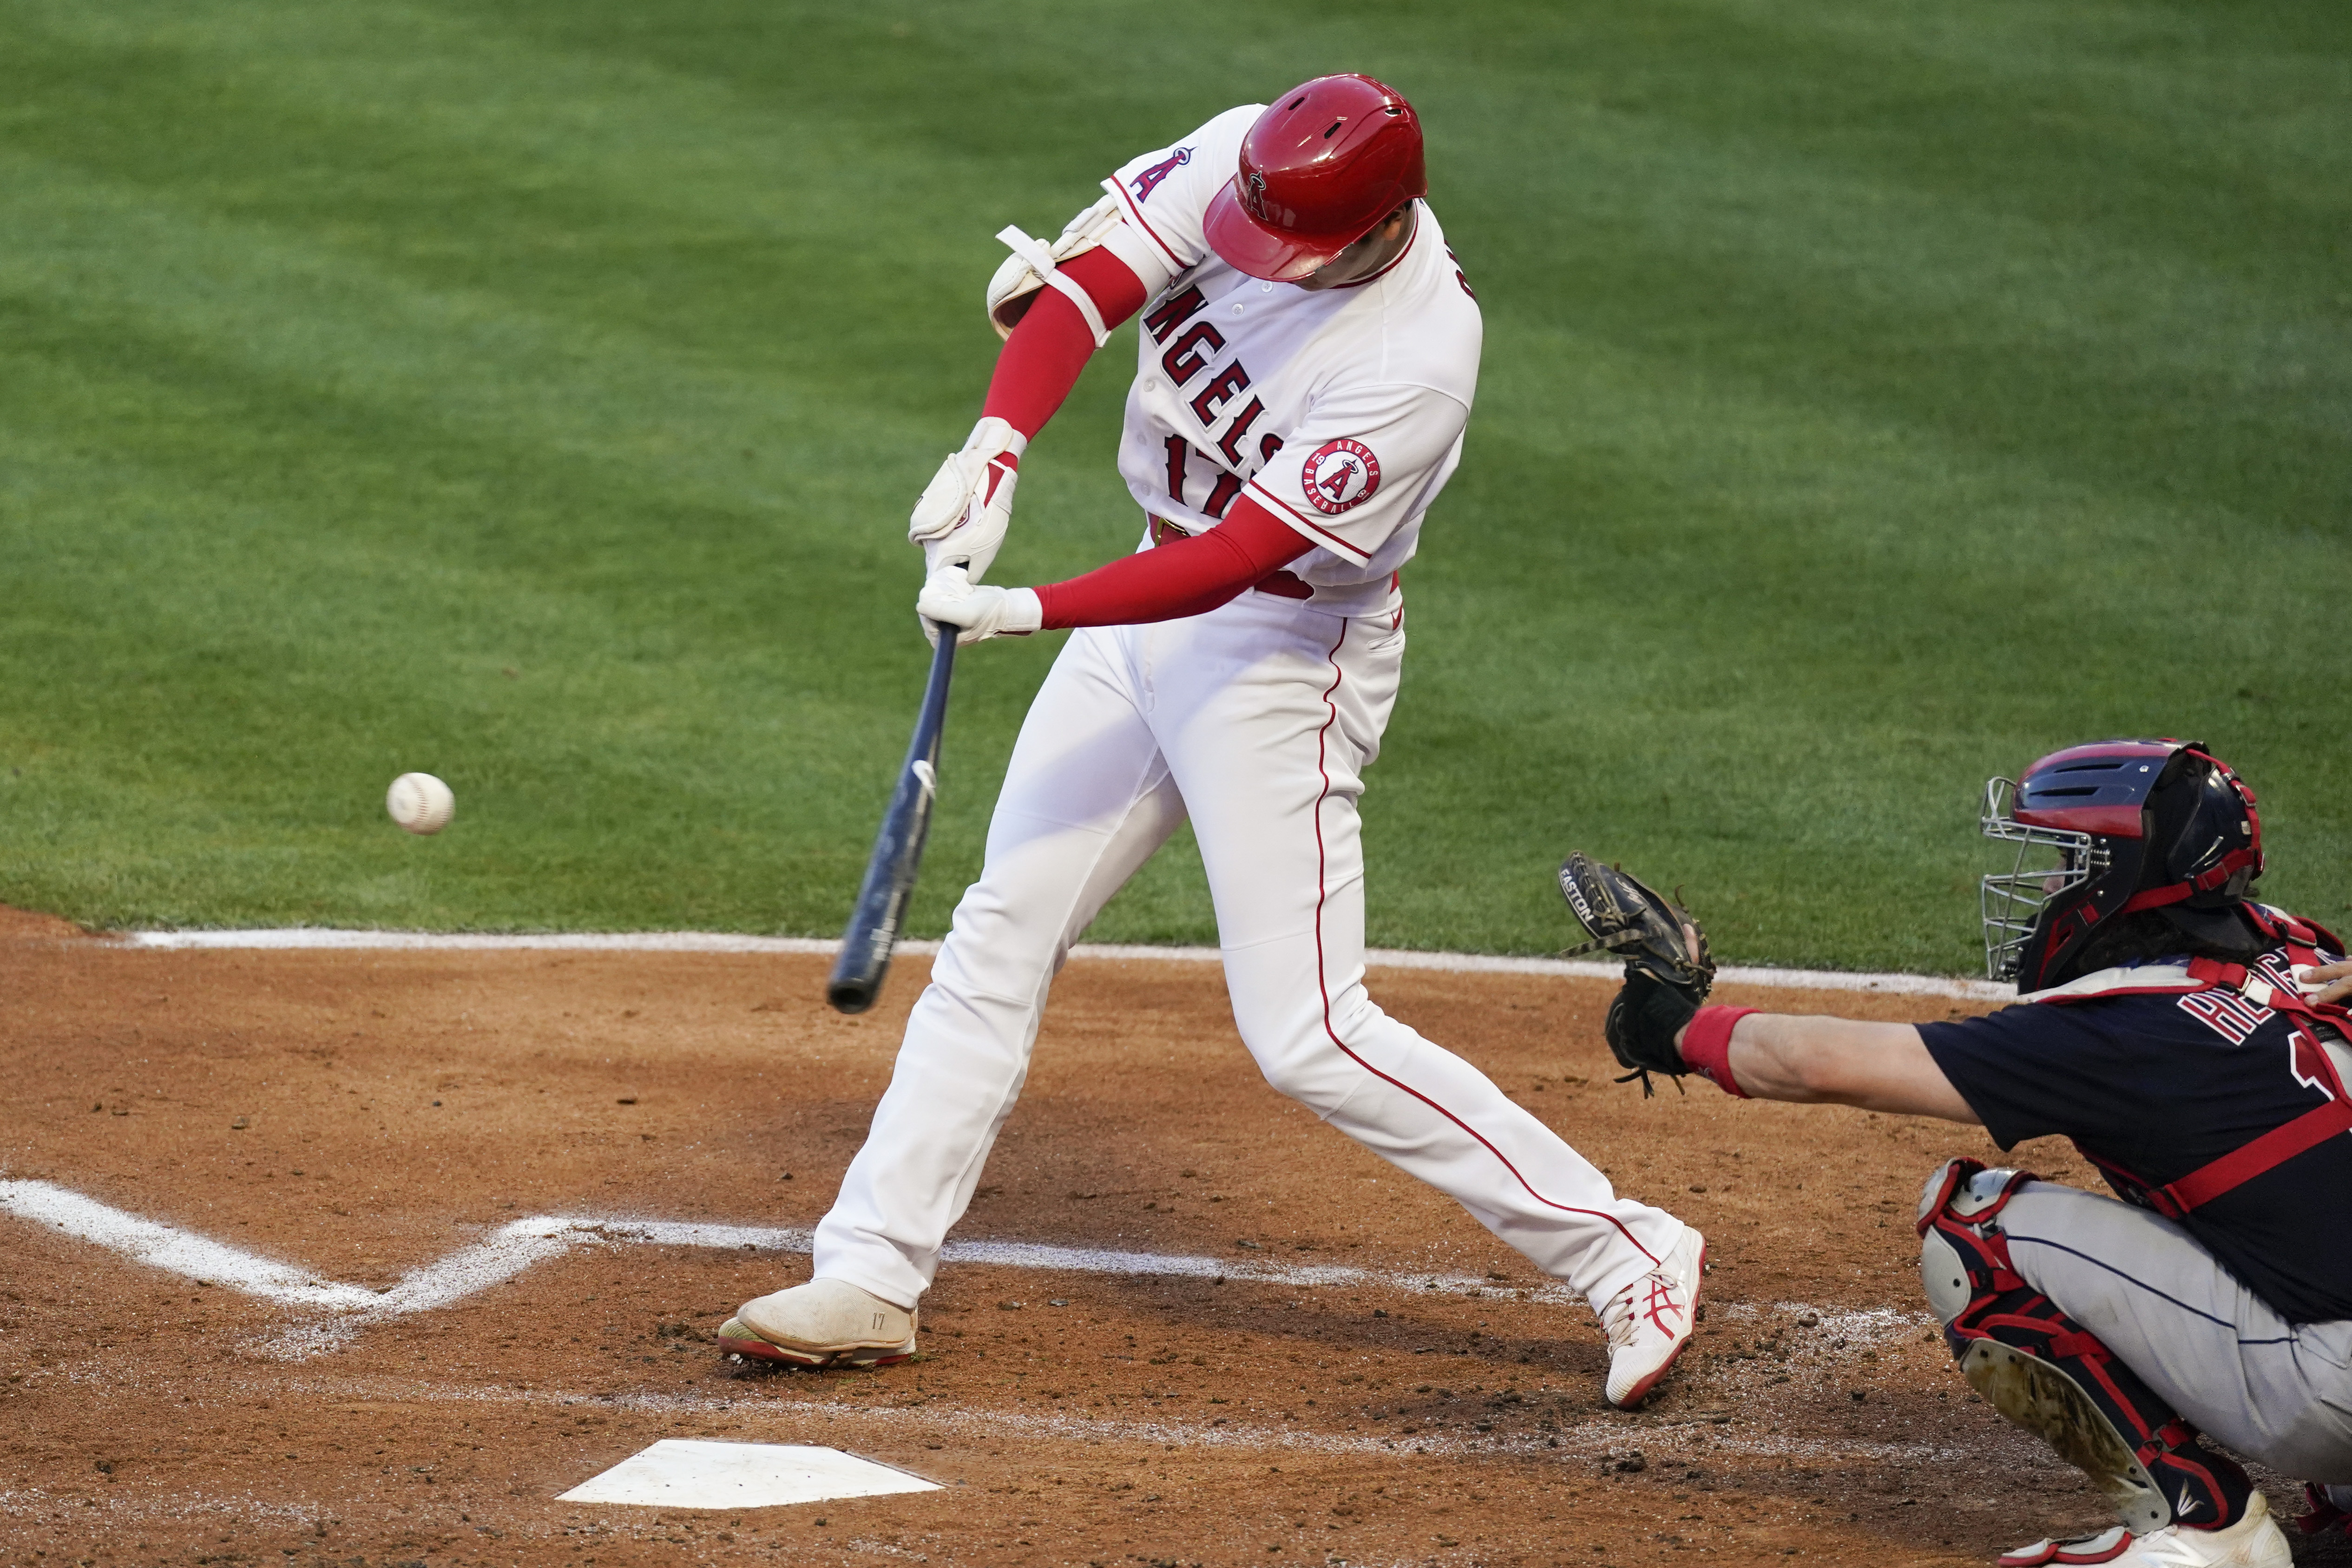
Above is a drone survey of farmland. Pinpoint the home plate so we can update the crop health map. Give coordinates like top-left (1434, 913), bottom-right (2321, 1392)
top-left (556, 1440), bottom-right (942, 1509)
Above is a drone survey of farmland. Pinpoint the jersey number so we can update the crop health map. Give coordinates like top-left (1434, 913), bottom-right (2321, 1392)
top-left (1163, 436), bottom-right (1245, 519)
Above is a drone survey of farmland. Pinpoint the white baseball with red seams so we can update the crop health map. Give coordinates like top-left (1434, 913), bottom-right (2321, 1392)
top-left (808, 104), bottom-right (1695, 1371)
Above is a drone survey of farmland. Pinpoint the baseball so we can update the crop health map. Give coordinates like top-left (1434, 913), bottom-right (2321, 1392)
top-left (386, 772), bottom-right (455, 835)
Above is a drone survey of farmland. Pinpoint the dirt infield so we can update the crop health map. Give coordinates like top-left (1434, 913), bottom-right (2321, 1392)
top-left (3, 908), bottom-right (2343, 1567)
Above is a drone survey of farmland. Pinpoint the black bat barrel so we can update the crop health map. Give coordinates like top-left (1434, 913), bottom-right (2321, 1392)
top-left (826, 625), bottom-right (958, 1013)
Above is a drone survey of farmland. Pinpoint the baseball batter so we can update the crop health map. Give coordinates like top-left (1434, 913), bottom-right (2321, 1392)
top-left (1580, 739), bottom-right (2352, 1568)
top-left (719, 75), bottom-right (1704, 1408)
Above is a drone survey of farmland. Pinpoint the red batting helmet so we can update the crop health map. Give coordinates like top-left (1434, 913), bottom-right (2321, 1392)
top-left (1203, 74), bottom-right (1428, 282)
top-left (1979, 738), bottom-right (2265, 990)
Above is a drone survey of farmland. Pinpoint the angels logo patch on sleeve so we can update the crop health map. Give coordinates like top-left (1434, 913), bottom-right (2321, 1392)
top-left (1301, 438), bottom-right (1380, 514)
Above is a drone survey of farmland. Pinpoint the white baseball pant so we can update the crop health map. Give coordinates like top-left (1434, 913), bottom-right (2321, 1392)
top-left (813, 588), bottom-right (1688, 1314)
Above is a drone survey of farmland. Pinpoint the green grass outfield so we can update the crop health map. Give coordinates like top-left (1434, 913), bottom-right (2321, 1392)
top-left (2, 0), bottom-right (2346, 973)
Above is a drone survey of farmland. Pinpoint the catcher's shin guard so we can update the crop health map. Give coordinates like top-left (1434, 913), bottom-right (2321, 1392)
top-left (1916, 1160), bottom-right (2253, 1537)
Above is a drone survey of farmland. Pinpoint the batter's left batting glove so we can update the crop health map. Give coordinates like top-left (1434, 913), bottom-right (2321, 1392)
top-left (909, 416), bottom-right (1025, 583)
top-left (916, 564), bottom-right (1043, 648)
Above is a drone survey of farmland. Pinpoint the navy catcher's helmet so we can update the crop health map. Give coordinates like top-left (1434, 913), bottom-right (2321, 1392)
top-left (1980, 739), bottom-right (2263, 991)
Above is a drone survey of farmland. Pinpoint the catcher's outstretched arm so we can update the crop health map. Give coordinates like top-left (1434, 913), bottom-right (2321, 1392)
top-left (1557, 850), bottom-right (1976, 1119)
top-left (1693, 1013), bottom-right (1978, 1122)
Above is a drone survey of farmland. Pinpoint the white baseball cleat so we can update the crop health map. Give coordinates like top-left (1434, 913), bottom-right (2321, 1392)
top-left (717, 1278), bottom-right (918, 1369)
top-left (1601, 1227), bottom-right (1705, 1409)
top-left (2002, 1494), bottom-right (2290, 1568)
top-left (2000, 1526), bottom-right (2130, 1566)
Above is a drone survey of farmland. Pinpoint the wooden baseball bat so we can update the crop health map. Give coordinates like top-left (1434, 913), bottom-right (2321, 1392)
top-left (827, 623), bottom-right (958, 1014)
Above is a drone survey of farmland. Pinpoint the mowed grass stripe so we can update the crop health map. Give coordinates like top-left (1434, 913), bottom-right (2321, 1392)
top-left (0, 167), bottom-right (1004, 927)
top-left (1380, 318), bottom-right (2345, 963)
top-left (0, 0), bottom-right (2344, 965)
top-left (0, 0), bottom-right (1144, 930)
top-left (3, 0), bottom-right (1085, 411)
top-left (0, 376), bottom-right (983, 931)
top-left (1432, 34), bottom-right (2349, 528)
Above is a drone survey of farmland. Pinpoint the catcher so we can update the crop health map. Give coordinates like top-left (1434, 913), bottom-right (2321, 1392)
top-left (1560, 738), bottom-right (2352, 1568)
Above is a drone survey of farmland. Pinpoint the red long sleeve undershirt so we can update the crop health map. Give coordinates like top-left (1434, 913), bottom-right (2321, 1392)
top-left (1033, 498), bottom-right (1313, 628)
top-left (979, 247), bottom-right (1313, 630)
top-left (980, 246), bottom-right (1145, 435)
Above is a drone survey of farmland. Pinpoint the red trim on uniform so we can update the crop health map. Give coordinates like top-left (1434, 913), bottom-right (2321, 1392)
top-left (2054, 935), bottom-right (2352, 1213)
top-left (2161, 1098), bottom-right (2352, 1213)
top-left (1303, 622), bottom-right (1660, 1266)
top-left (1112, 181), bottom-right (1188, 271)
top-left (1245, 478), bottom-right (1373, 562)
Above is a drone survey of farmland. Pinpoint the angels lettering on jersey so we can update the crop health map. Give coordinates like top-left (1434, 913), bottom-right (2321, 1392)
top-left (1142, 281), bottom-right (1288, 523)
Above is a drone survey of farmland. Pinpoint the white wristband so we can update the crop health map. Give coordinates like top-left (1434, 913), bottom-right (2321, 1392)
top-left (1002, 587), bottom-right (1045, 635)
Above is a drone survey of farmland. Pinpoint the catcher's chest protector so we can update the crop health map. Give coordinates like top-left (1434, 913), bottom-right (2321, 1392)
top-left (2030, 914), bottom-right (2352, 1220)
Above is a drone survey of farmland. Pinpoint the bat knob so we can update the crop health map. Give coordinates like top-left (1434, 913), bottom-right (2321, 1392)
top-left (826, 977), bottom-right (879, 1015)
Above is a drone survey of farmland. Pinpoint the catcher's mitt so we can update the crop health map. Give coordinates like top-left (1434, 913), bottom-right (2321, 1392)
top-left (1557, 853), bottom-right (1715, 1095)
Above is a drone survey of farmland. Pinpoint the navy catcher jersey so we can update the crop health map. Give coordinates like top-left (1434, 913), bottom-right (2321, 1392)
top-left (1920, 950), bottom-right (2352, 1325)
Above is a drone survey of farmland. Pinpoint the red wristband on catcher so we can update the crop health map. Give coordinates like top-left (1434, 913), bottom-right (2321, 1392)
top-left (1680, 1006), bottom-right (1758, 1097)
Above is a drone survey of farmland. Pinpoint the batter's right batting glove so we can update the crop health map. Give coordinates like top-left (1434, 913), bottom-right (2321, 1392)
top-left (1557, 853), bottom-right (1716, 1096)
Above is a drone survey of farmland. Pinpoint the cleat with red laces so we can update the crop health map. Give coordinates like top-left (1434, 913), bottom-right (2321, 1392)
top-left (1601, 1227), bottom-right (1705, 1409)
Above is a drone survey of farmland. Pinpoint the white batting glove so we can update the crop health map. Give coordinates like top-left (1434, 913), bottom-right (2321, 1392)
top-left (915, 564), bottom-right (1044, 647)
top-left (908, 415), bottom-right (1027, 583)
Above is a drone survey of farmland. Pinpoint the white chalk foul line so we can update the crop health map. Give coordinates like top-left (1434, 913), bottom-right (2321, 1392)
top-left (0, 1180), bottom-right (1590, 1335)
top-left (0, 1179), bottom-right (1928, 1364)
top-left (0, 1182), bottom-right (383, 1312)
top-left (115, 929), bottom-right (2011, 1000)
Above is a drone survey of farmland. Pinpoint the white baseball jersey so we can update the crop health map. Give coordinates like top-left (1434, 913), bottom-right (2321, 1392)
top-left (809, 105), bottom-right (1689, 1356)
top-left (1094, 105), bottom-right (1484, 618)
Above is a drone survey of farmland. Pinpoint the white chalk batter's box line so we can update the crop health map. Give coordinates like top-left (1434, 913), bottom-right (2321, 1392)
top-left (114, 929), bottom-right (2012, 1000)
top-left (0, 1320), bottom-right (2071, 1529)
top-left (262, 1370), bottom-right (2030, 1472)
top-left (0, 1178), bottom-right (1926, 1358)
top-left (0, 1369), bottom-right (2063, 1529)
top-left (0, 1364), bottom-right (2053, 1531)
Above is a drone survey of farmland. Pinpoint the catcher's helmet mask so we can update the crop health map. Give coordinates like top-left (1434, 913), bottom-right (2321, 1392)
top-left (1980, 739), bottom-right (2264, 990)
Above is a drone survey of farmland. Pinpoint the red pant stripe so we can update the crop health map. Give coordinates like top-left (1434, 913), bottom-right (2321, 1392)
top-left (1304, 620), bottom-right (1659, 1266)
